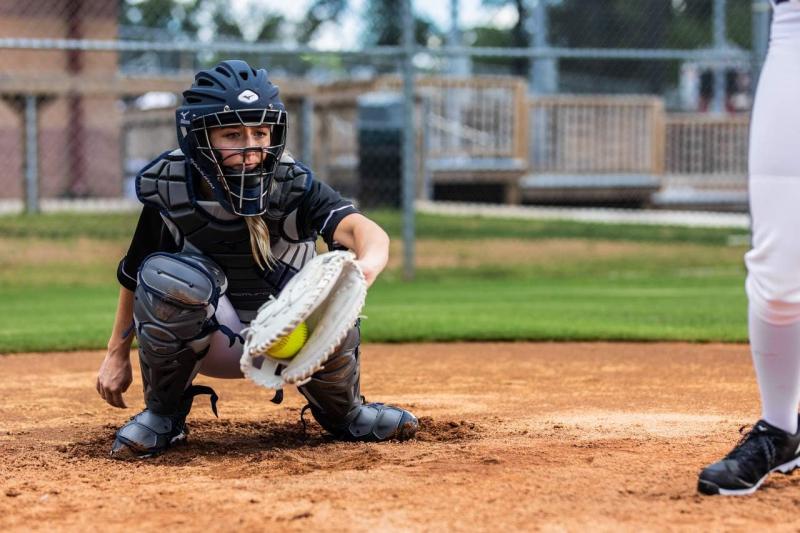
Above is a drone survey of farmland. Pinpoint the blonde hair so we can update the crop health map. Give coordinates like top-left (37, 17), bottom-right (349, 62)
top-left (243, 150), bottom-right (295, 270)
top-left (245, 216), bottom-right (273, 270)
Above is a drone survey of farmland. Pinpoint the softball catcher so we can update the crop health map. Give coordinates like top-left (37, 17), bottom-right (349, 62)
top-left (96, 59), bottom-right (418, 458)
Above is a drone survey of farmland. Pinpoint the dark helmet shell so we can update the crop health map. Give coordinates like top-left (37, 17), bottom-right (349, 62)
top-left (175, 60), bottom-right (288, 216)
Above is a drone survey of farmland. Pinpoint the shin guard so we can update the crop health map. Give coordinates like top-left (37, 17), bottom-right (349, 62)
top-left (298, 326), bottom-right (418, 442)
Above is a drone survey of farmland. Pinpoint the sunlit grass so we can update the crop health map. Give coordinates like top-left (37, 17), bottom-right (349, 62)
top-left (0, 211), bottom-right (750, 352)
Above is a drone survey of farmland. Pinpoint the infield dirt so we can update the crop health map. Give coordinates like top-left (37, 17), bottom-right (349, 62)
top-left (2, 342), bottom-right (798, 532)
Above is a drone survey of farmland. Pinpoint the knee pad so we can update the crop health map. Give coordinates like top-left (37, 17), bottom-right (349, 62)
top-left (134, 253), bottom-right (228, 413)
top-left (135, 253), bottom-right (228, 354)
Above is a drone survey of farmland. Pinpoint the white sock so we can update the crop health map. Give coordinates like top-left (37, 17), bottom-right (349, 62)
top-left (749, 308), bottom-right (800, 434)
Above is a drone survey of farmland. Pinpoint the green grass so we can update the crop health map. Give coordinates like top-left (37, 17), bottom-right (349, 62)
top-left (0, 209), bottom-right (749, 245)
top-left (368, 210), bottom-right (749, 246)
top-left (363, 274), bottom-right (746, 343)
top-left (0, 286), bottom-right (119, 353)
top-left (0, 212), bottom-right (139, 240)
top-left (0, 210), bottom-right (751, 353)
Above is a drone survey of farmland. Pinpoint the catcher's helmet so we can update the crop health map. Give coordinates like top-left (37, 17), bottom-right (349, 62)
top-left (176, 59), bottom-right (288, 216)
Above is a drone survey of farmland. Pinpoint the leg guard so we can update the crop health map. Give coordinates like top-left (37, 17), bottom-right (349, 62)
top-left (111, 385), bottom-right (218, 458)
top-left (298, 326), bottom-right (418, 442)
top-left (134, 252), bottom-right (226, 413)
top-left (112, 253), bottom-right (226, 457)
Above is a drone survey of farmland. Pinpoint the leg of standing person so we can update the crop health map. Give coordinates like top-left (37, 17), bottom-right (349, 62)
top-left (698, 0), bottom-right (800, 496)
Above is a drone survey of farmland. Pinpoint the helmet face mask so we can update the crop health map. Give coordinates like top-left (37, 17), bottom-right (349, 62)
top-left (190, 108), bottom-right (288, 215)
top-left (175, 60), bottom-right (288, 216)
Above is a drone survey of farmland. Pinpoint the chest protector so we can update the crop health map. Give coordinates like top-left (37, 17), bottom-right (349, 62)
top-left (136, 150), bottom-right (316, 322)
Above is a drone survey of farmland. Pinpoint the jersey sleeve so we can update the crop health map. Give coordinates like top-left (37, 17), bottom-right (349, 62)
top-left (117, 205), bottom-right (179, 290)
top-left (296, 177), bottom-right (359, 248)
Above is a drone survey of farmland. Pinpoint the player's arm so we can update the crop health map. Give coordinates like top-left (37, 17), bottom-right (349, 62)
top-left (96, 205), bottom-right (176, 408)
top-left (332, 213), bottom-right (390, 288)
top-left (96, 287), bottom-right (135, 408)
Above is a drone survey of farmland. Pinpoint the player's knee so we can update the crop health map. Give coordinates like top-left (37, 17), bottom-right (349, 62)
top-left (746, 248), bottom-right (800, 324)
top-left (135, 253), bottom-right (228, 353)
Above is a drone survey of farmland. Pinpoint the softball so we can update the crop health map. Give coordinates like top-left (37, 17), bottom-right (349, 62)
top-left (266, 322), bottom-right (309, 359)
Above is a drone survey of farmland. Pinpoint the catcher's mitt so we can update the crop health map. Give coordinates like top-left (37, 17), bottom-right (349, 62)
top-left (240, 250), bottom-right (367, 391)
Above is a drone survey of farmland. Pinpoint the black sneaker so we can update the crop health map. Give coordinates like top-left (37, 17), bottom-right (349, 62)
top-left (698, 418), bottom-right (800, 496)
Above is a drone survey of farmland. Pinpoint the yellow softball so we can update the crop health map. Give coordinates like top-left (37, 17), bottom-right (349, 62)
top-left (266, 322), bottom-right (309, 359)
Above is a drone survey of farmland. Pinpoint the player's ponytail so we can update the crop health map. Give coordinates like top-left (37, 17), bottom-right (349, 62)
top-left (245, 216), bottom-right (273, 270)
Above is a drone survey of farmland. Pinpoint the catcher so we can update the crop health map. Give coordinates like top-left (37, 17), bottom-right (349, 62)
top-left (95, 59), bottom-right (418, 457)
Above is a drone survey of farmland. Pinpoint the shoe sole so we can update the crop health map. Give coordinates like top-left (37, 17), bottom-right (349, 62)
top-left (698, 456), bottom-right (800, 496)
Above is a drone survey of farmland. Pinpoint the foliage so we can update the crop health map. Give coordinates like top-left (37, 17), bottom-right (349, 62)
top-left (471, 0), bottom-right (752, 92)
top-left (360, 0), bottom-right (441, 47)
top-left (297, 0), bottom-right (349, 43)
top-left (120, 0), bottom-right (284, 42)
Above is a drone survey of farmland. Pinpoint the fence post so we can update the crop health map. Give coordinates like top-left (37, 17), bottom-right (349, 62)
top-left (401, 0), bottom-right (416, 281)
top-left (711, 0), bottom-right (727, 114)
top-left (24, 94), bottom-right (40, 214)
top-left (448, 0), bottom-right (470, 76)
top-left (447, 0), bottom-right (468, 155)
top-left (301, 95), bottom-right (314, 169)
top-left (529, 0), bottom-right (557, 95)
top-left (751, 0), bottom-right (771, 90)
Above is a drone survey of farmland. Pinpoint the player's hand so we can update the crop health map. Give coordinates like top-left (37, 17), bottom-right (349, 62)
top-left (96, 350), bottom-right (133, 409)
top-left (355, 257), bottom-right (383, 288)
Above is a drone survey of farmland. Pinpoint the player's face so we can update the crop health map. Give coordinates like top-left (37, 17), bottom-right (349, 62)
top-left (209, 125), bottom-right (272, 170)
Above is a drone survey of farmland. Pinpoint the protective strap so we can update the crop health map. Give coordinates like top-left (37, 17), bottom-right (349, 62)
top-left (270, 363), bottom-right (286, 404)
top-left (184, 385), bottom-right (219, 418)
top-left (121, 320), bottom-right (135, 340)
top-left (211, 319), bottom-right (245, 348)
top-left (300, 404), bottom-right (312, 437)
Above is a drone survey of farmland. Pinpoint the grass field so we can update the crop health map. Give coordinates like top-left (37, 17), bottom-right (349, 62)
top-left (0, 210), bottom-right (751, 353)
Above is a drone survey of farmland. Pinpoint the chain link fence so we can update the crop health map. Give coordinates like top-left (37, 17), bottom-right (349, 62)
top-left (0, 0), bottom-right (769, 219)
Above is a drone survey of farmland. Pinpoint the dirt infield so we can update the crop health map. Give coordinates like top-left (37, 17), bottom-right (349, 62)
top-left (2, 342), bottom-right (799, 532)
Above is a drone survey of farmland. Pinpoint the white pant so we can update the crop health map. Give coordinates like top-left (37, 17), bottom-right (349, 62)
top-left (197, 295), bottom-right (247, 379)
top-left (744, 2), bottom-right (800, 325)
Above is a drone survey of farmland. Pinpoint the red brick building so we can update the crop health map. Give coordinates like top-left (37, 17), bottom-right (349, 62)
top-left (0, 1), bottom-right (120, 199)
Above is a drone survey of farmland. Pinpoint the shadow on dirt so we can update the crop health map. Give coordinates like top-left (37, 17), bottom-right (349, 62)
top-left (62, 416), bottom-right (482, 465)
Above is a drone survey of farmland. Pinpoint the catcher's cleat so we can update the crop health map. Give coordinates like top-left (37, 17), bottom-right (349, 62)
top-left (110, 386), bottom-right (218, 459)
top-left (698, 417), bottom-right (800, 496)
top-left (301, 400), bottom-right (418, 442)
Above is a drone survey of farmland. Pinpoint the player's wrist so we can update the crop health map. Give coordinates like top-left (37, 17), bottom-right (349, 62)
top-left (106, 340), bottom-right (133, 358)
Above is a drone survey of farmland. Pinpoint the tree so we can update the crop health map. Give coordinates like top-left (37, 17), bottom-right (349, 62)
top-left (120, 0), bottom-right (283, 43)
top-left (119, 0), bottom-right (285, 72)
top-left (474, 0), bottom-right (530, 76)
top-left (360, 0), bottom-right (440, 47)
top-left (469, 0), bottom-right (751, 94)
top-left (297, 0), bottom-right (349, 44)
